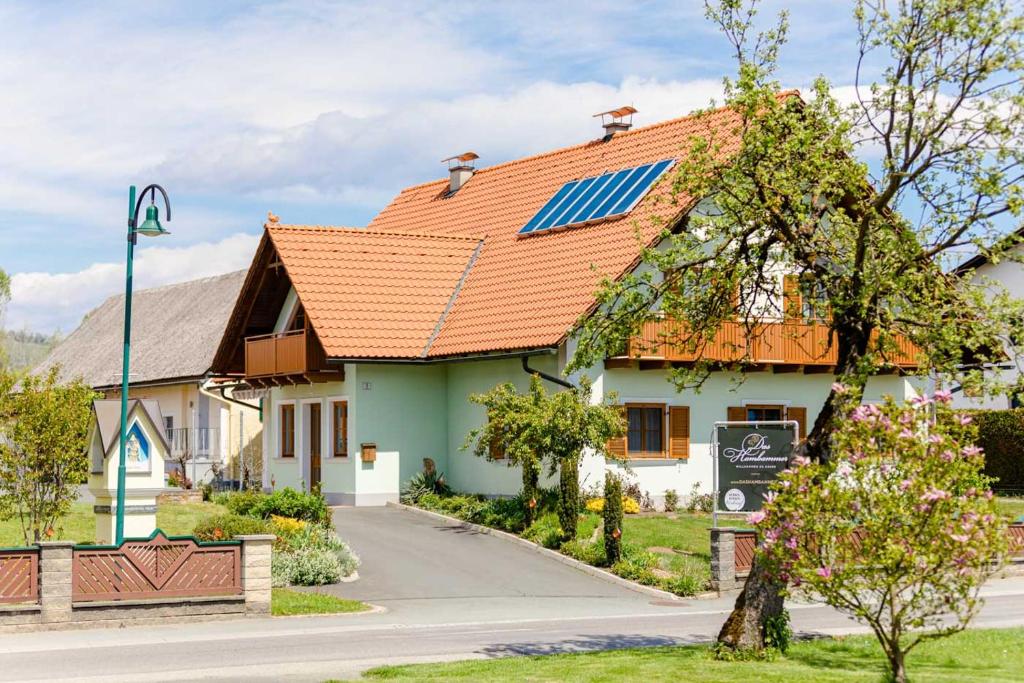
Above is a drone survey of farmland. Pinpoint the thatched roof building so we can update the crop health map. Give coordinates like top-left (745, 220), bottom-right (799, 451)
top-left (34, 271), bottom-right (246, 390)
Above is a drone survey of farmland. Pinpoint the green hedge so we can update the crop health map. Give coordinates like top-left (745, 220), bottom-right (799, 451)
top-left (968, 409), bottom-right (1024, 491)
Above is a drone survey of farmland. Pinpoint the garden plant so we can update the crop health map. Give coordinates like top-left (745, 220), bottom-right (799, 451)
top-left (752, 390), bottom-right (1007, 682)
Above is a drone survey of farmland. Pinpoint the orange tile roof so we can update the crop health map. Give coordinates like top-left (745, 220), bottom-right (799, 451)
top-left (266, 226), bottom-right (482, 358)
top-left (262, 103), bottom-right (749, 359)
top-left (368, 104), bottom-right (745, 357)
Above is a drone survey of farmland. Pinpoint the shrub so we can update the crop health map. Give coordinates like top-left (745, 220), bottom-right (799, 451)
top-left (622, 479), bottom-right (654, 511)
top-left (225, 490), bottom-right (265, 517)
top-left (234, 488), bottom-right (331, 525)
top-left (211, 491), bottom-right (233, 506)
top-left (200, 482), bottom-right (213, 502)
top-left (272, 548), bottom-right (343, 587)
top-left (522, 513), bottom-right (564, 549)
top-left (686, 481), bottom-right (714, 513)
top-left (663, 489), bottom-right (679, 512)
top-left (270, 515), bottom-right (307, 537)
top-left (558, 456), bottom-right (581, 541)
top-left (610, 545), bottom-right (659, 582)
top-left (604, 472), bottom-right (624, 564)
top-left (967, 408), bottom-right (1024, 491)
top-left (584, 496), bottom-right (640, 514)
top-left (192, 514), bottom-right (272, 541)
top-left (400, 468), bottom-right (452, 504)
top-left (561, 539), bottom-right (606, 565)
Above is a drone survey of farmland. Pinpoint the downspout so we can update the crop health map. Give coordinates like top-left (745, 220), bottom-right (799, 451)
top-left (522, 355), bottom-right (575, 389)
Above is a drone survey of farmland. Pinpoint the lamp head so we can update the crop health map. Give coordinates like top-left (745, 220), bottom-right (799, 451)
top-left (136, 203), bottom-right (169, 237)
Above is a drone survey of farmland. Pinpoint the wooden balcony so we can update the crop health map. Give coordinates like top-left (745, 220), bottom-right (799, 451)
top-left (608, 320), bottom-right (918, 372)
top-left (244, 329), bottom-right (340, 385)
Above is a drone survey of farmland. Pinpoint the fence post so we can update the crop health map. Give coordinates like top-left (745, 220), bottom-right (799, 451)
top-left (710, 527), bottom-right (737, 592)
top-left (38, 541), bottom-right (75, 623)
top-left (238, 534), bottom-right (274, 615)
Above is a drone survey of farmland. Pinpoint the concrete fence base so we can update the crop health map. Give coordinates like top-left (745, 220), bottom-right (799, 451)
top-left (0, 535), bottom-right (274, 632)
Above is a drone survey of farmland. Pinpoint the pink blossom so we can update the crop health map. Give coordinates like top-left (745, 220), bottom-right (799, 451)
top-left (950, 533), bottom-right (970, 543)
top-left (900, 479), bottom-right (913, 491)
top-left (934, 389), bottom-right (953, 403)
top-left (957, 414), bottom-right (973, 426)
top-left (900, 428), bottom-right (915, 439)
top-left (899, 412), bottom-right (914, 425)
top-left (921, 487), bottom-right (951, 502)
top-left (816, 566), bottom-right (833, 579)
top-left (786, 536), bottom-right (798, 550)
top-left (793, 456), bottom-right (811, 468)
top-left (962, 445), bottom-right (983, 458)
top-left (941, 450), bottom-right (955, 462)
top-left (831, 382), bottom-right (849, 394)
top-left (763, 491), bottom-right (778, 505)
top-left (747, 510), bottom-right (767, 525)
top-left (928, 433), bottom-right (943, 444)
top-left (911, 395), bottom-right (934, 407)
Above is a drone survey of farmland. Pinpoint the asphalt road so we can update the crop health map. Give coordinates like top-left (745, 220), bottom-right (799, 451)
top-left (0, 506), bottom-right (1021, 682)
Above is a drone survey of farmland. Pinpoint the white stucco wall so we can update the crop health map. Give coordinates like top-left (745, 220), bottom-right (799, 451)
top-left (952, 250), bottom-right (1024, 410)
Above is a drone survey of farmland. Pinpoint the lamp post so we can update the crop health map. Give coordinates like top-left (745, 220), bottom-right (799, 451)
top-left (115, 184), bottom-right (171, 545)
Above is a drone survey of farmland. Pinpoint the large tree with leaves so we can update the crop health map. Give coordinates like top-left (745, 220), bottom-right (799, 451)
top-left (0, 267), bottom-right (10, 370)
top-left (0, 367), bottom-right (96, 544)
top-left (570, 0), bottom-right (1024, 651)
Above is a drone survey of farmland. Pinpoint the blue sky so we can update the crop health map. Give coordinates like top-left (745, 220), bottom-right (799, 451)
top-left (1, 1), bottom-right (868, 332)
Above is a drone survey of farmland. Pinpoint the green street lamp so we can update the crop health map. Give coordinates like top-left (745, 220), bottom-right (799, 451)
top-left (115, 184), bottom-right (171, 545)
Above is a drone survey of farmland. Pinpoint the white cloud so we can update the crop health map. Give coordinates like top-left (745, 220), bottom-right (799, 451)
top-left (7, 233), bottom-right (259, 333)
top-left (156, 76), bottom-right (726, 202)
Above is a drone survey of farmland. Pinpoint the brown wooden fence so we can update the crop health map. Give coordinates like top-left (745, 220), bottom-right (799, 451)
top-left (735, 530), bottom-right (756, 574)
top-left (0, 548), bottom-right (38, 604)
top-left (72, 531), bottom-right (242, 602)
top-left (732, 524), bottom-right (1024, 576)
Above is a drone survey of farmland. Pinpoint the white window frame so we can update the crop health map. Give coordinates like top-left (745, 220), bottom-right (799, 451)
top-left (275, 399), bottom-right (297, 460)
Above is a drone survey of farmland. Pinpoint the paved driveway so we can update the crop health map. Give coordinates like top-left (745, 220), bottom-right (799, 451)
top-left (323, 505), bottom-right (672, 624)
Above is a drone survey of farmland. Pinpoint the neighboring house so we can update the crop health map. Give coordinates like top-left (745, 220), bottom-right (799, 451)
top-left (34, 271), bottom-right (262, 486)
top-left (951, 234), bottom-right (1024, 410)
top-left (212, 104), bottom-right (919, 508)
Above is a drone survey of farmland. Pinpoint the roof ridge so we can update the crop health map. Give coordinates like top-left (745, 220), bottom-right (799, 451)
top-left (395, 94), bottom-right (796, 194)
top-left (420, 239), bottom-right (485, 358)
top-left (268, 224), bottom-right (482, 242)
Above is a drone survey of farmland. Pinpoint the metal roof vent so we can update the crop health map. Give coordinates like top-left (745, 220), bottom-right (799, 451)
top-left (442, 152), bottom-right (479, 195)
top-left (594, 106), bottom-right (637, 140)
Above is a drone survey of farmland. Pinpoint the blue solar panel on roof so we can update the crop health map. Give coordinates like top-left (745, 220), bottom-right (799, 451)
top-left (518, 159), bottom-right (675, 235)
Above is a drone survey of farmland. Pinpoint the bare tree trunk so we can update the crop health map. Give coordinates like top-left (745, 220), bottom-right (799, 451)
top-left (716, 554), bottom-right (784, 649)
top-left (716, 319), bottom-right (871, 650)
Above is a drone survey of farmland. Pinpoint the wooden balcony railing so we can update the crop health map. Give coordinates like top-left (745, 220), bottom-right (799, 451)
top-left (618, 320), bottom-right (918, 368)
top-left (245, 329), bottom-right (327, 378)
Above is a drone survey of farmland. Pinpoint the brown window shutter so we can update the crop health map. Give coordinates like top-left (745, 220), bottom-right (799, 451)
top-left (607, 406), bottom-right (627, 458)
top-left (669, 406), bottom-right (690, 459)
top-left (489, 434), bottom-right (506, 460)
top-left (783, 274), bottom-right (801, 321)
top-left (787, 406), bottom-right (807, 440)
top-left (727, 406), bottom-right (746, 422)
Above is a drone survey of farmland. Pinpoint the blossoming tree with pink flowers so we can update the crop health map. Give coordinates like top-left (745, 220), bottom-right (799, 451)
top-left (752, 389), bottom-right (1007, 683)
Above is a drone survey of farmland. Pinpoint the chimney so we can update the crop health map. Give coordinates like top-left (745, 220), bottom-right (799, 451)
top-left (442, 152), bottom-right (479, 194)
top-left (594, 106), bottom-right (637, 140)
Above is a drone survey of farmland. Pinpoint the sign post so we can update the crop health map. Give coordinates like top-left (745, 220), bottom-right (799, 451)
top-left (712, 420), bottom-right (797, 526)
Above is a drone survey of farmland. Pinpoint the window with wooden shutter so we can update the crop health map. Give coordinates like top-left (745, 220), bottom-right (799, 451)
top-left (787, 406), bottom-right (807, 440)
top-left (669, 406), bottom-right (690, 459)
top-left (783, 274), bottom-right (801, 321)
top-left (606, 406), bottom-right (627, 459)
top-left (727, 406), bottom-right (746, 422)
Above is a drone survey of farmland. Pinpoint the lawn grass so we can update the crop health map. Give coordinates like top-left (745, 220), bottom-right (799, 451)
top-left (358, 627), bottom-right (1024, 682)
top-left (996, 496), bottom-right (1024, 522)
top-left (271, 588), bottom-right (368, 616)
top-left (0, 501), bottom-right (227, 546)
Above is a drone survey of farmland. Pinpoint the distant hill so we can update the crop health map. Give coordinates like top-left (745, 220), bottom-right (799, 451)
top-left (2, 330), bottom-right (61, 373)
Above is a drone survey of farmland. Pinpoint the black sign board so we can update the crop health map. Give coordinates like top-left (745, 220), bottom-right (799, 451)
top-left (715, 423), bottom-right (796, 513)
